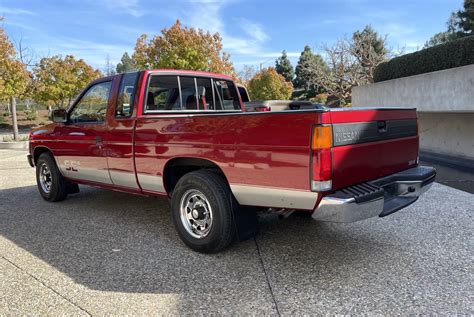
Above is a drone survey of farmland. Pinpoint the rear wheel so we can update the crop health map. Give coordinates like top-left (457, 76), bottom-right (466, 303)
top-left (171, 170), bottom-right (236, 253)
top-left (36, 153), bottom-right (69, 202)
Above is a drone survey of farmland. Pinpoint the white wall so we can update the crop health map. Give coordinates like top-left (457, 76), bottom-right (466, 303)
top-left (352, 65), bottom-right (474, 160)
top-left (353, 64), bottom-right (474, 113)
top-left (418, 112), bottom-right (474, 159)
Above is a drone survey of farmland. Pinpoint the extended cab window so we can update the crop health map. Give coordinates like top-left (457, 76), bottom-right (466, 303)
top-left (69, 81), bottom-right (112, 123)
top-left (180, 76), bottom-right (198, 110)
top-left (116, 72), bottom-right (139, 117)
top-left (196, 77), bottom-right (215, 110)
top-left (145, 75), bottom-right (181, 111)
top-left (144, 74), bottom-right (241, 113)
top-left (214, 80), bottom-right (240, 110)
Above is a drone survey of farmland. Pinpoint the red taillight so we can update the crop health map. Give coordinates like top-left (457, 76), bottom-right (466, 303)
top-left (311, 125), bottom-right (333, 192)
top-left (254, 106), bottom-right (270, 112)
top-left (312, 148), bottom-right (332, 180)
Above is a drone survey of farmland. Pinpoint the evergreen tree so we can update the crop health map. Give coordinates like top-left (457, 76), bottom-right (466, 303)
top-left (457, 0), bottom-right (474, 34)
top-left (275, 50), bottom-right (294, 82)
top-left (293, 45), bottom-right (328, 97)
top-left (425, 1), bottom-right (473, 48)
top-left (116, 52), bottom-right (136, 73)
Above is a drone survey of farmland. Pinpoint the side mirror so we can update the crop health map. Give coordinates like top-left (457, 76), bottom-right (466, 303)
top-left (51, 108), bottom-right (68, 123)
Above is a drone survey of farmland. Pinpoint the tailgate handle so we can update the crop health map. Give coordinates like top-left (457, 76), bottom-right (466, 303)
top-left (377, 121), bottom-right (387, 133)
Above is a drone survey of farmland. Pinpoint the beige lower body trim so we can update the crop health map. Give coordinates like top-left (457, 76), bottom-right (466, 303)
top-left (109, 170), bottom-right (139, 189)
top-left (55, 156), bottom-right (112, 184)
top-left (230, 184), bottom-right (318, 210)
top-left (137, 173), bottom-right (166, 193)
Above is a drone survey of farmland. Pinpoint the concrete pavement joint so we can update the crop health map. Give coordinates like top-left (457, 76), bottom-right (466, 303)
top-left (0, 254), bottom-right (92, 316)
top-left (254, 237), bottom-right (281, 316)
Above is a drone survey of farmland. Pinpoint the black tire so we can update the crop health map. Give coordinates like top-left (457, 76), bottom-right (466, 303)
top-left (171, 170), bottom-right (236, 253)
top-left (36, 153), bottom-right (68, 202)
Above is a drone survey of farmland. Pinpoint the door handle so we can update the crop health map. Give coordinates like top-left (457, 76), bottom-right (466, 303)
top-left (69, 132), bottom-right (85, 136)
top-left (95, 136), bottom-right (103, 149)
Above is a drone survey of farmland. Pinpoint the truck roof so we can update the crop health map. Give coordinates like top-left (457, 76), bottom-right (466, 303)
top-left (90, 70), bottom-right (235, 86)
top-left (146, 69), bottom-right (234, 81)
top-left (91, 70), bottom-right (235, 86)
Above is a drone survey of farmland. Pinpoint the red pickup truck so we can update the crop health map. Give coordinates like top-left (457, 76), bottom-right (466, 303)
top-left (28, 70), bottom-right (436, 253)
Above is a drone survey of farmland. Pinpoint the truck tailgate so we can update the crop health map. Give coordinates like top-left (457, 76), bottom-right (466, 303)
top-left (326, 108), bottom-right (419, 191)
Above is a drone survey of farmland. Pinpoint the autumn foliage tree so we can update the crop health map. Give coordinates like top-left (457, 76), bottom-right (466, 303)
top-left (247, 67), bottom-right (293, 100)
top-left (0, 17), bottom-right (30, 140)
top-left (132, 20), bottom-right (234, 75)
top-left (33, 55), bottom-right (101, 109)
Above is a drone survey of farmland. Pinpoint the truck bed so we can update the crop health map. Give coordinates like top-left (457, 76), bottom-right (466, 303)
top-left (133, 107), bottom-right (419, 208)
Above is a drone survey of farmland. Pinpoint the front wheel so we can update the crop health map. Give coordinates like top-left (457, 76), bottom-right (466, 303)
top-left (171, 170), bottom-right (236, 253)
top-left (36, 153), bottom-right (69, 202)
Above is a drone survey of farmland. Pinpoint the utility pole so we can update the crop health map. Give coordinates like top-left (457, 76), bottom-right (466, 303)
top-left (259, 57), bottom-right (275, 71)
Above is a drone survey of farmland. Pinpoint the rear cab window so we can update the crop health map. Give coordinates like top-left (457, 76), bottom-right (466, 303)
top-left (116, 72), bottom-right (139, 118)
top-left (143, 73), bottom-right (242, 113)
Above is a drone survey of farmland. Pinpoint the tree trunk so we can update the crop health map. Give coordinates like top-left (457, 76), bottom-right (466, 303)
top-left (11, 96), bottom-right (19, 141)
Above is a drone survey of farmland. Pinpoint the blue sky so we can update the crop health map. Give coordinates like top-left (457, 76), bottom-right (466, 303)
top-left (0, 0), bottom-right (464, 72)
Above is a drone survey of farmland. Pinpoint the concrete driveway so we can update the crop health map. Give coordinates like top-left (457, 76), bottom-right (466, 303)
top-left (0, 149), bottom-right (472, 315)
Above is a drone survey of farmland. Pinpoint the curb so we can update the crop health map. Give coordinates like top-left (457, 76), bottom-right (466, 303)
top-left (420, 150), bottom-right (474, 174)
top-left (0, 141), bottom-right (28, 150)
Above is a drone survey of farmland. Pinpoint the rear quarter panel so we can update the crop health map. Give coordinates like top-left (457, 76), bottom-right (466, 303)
top-left (134, 111), bottom-right (324, 208)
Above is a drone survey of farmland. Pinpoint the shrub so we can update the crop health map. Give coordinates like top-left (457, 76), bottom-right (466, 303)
top-left (25, 109), bottom-right (38, 121)
top-left (0, 116), bottom-right (4, 124)
top-left (374, 35), bottom-right (474, 82)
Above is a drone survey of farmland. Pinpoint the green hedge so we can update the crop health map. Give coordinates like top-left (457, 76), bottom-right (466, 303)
top-left (374, 35), bottom-right (474, 82)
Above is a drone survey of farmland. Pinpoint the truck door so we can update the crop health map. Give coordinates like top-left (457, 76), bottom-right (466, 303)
top-left (105, 72), bottom-right (141, 189)
top-left (55, 79), bottom-right (113, 184)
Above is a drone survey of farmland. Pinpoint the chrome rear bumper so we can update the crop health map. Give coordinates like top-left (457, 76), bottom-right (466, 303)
top-left (312, 166), bottom-right (436, 222)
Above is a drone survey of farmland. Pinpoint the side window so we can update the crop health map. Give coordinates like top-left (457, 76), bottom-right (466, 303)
top-left (214, 80), bottom-right (241, 110)
top-left (196, 77), bottom-right (215, 110)
top-left (238, 85), bottom-right (250, 102)
top-left (116, 72), bottom-right (139, 117)
top-left (70, 81), bottom-right (112, 123)
top-left (145, 75), bottom-right (180, 111)
top-left (180, 77), bottom-right (198, 110)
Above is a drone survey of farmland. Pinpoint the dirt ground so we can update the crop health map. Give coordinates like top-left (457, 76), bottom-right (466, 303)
top-left (0, 109), bottom-right (50, 134)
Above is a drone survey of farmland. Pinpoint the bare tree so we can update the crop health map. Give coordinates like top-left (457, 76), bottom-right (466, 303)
top-left (308, 26), bottom-right (389, 106)
top-left (15, 35), bottom-right (37, 67)
top-left (237, 65), bottom-right (258, 84)
top-left (104, 54), bottom-right (115, 76)
top-left (311, 39), bottom-right (364, 106)
top-left (351, 26), bottom-right (388, 83)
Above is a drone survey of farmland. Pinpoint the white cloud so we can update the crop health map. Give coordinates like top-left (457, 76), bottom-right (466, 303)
top-left (0, 7), bottom-right (37, 16)
top-left (379, 23), bottom-right (416, 37)
top-left (236, 18), bottom-right (269, 42)
top-left (180, 0), bottom-right (277, 60)
top-left (96, 0), bottom-right (145, 17)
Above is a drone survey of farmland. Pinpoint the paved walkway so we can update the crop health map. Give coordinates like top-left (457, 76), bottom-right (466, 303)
top-left (0, 149), bottom-right (472, 315)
